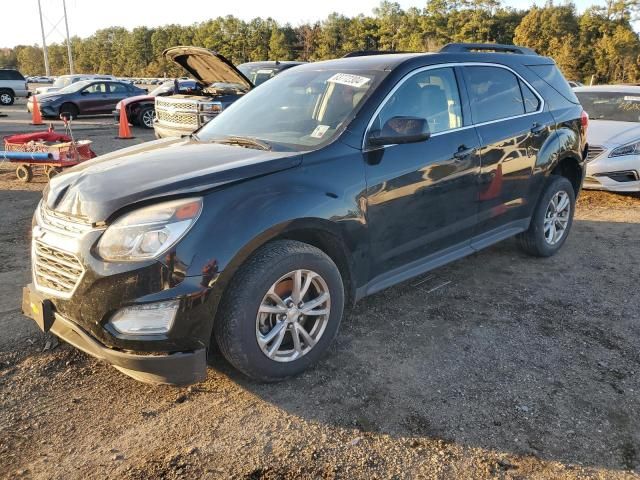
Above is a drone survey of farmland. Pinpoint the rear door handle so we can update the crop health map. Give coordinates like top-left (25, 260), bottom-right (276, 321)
top-left (531, 123), bottom-right (546, 135)
top-left (453, 145), bottom-right (476, 160)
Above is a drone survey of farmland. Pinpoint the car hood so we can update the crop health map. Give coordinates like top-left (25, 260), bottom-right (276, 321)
top-left (163, 46), bottom-right (253, 91)
top-left (587, 120), bottom-right (640, 147)
top-left (44, 137), bottom-right (301, 223)
top-left (119, 94), bottom-right (154, 107)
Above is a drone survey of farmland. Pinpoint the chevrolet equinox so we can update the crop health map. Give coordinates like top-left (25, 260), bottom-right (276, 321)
top-left (23, 43), bottom-right (588, 384)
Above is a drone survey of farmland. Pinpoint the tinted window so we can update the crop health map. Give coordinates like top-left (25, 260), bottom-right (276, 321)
top-left (464, 66), bottom-right (525, 123)
top-left (374, 67), bottom-right (463, 134)
top-left (109, 83), bottom-right (128, 94)
top-left (0, 70), bottom-right (24, 80)
top-left (527, 64), bottom-right (580, 104)
top-left (520, 79), bottom-right (540, 113)
top-left (575, 91), bottom-right (640, 122)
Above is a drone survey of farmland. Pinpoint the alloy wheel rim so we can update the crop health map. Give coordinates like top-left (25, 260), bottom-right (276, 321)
top-left (256, 269), bottom-right (331, 362)
top-left (142, 110), bottom-right (154, 127)
top-left (544, 190), bottom-right (570, 245)
top-left (0, 94), bottom-right (11, 104)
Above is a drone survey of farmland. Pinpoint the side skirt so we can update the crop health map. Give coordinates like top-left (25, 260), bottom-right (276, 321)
top-left (356, 218), bottom-right (531, 301)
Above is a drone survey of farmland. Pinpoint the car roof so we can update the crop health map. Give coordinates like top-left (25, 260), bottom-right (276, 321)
top-left (573, 85), bottom-right (640, 93)
top-left (293, 51), bottom-right (550, 72)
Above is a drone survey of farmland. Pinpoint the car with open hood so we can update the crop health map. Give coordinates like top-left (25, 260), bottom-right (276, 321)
top-left (574, 85), bottom-right (640, 192)
top-left (154, 47), bottom-right (303, 138)
top-left (22, 43), bottom-right (586, 385)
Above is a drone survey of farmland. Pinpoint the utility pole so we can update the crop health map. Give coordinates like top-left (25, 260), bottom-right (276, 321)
top-left (62, 0), bottom-right (74, 74)
top-left (37, 0), bottom-right (51, 76)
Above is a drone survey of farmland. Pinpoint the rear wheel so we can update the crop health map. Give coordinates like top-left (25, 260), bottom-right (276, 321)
top-left (517, 175), bottom-right (575, 257)
top-left (137, 106), bottom-right (155, 129)
top-left (16, 165), bottom-right (33, 183)
top-left (214, 240), bottom-right (345, 381)
top-left (59, 103), bottom-right (78, 120)
top-left (0, 90), bottom-right (14, 106)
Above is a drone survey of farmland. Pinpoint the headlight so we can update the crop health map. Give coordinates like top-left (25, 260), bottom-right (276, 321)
top-left (199, 102), bottom-right (222, 113)
top-left (39, 95), bottom-right (61, 103)
top-left (97, 198), bottom-right (202, 262)
top-left (610, 141), bottom-right (640, 157)
top-left (115, 101), bottom-right (122, 111)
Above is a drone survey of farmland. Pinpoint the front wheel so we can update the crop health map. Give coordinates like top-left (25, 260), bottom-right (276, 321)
top-left (214, 240), bottom-right (345, 381)
top-left (137, 106), bottom-right (155, 129)
top-left (517, 175), bottom-right (575, 257)
top-left (59, 103), bottom-right (78, 120)
top-left (16, 164), bottom-right (33, 183)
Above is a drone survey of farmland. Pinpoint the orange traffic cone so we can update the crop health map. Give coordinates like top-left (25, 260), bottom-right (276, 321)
top-left (116, 104), bottom-right (134, 139)
top-left (31, 95), bottom-right (43, 126)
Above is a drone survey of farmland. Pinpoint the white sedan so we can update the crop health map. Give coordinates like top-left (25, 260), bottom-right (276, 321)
top-left (574, 85), bottom-right (640, 192)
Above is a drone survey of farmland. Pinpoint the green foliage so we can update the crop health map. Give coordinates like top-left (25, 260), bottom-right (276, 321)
top-left (6, 0), bottom-right (639, 83)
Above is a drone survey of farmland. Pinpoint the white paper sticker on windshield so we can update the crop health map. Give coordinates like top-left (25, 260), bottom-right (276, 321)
top-left (311, 125), bottom-right (330, 138)
top-left (257, 69), bottom-right (273, 74)
top-left (328, 73), bottom-right (371, 88)
top-left (624, 96), bottom-right (640, 102)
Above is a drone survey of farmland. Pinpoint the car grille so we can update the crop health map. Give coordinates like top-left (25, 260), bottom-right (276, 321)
top-left (156, 109), bottom-right (198, 126)
top-left (156, 98), bottom-right (197, 112)
top-left (39, 204), bottom-right (93, 236)
top-left (33, 241), bottom-right (84, 297)
top-left (586, 145), bottom-right (605, 162)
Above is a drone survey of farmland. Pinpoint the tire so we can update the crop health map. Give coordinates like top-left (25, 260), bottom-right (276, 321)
top-left (46, 167), bottom-right (61, 180)
top-left (137, 106), bottom-right (155, 129)
top-left (16, 165), bottom-right (33, 183)
top-left (0, 90), bottom-right (14, 106)
top-left (214, 240), bottom-right (345, 381)
top-left (517, 175), bottom-right (575, 257)
top-left (59, 103), bottom-right (78, 120)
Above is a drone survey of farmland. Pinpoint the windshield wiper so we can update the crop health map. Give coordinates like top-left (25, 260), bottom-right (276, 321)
top-left (215, 136), bottom-right (272, 151)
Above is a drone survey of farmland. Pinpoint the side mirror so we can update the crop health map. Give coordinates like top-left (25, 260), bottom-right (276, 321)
top-left (368, 116), bottom-right (431, 147)
top-left (80, 90), bottom-right (88, 95)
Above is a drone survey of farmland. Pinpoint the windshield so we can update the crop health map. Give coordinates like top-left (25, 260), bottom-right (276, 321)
top-left (198, 68), bottom-right (384, 151)
top-left (149, 81), bottom-right (175, 96)
top-left (238, 64), bottom-right (280, 86)
top-left (52, 76), bottom-right (73, 89)
top-left (58, 80), bottom-right (92, 93)
top-left (576, 91), bottom-right (640, 122)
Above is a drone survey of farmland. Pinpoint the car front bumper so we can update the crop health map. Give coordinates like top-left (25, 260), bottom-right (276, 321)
top-left (585, 152), bottom-right (640, 192)
top-left (22, 283), bottom-right (208, 385)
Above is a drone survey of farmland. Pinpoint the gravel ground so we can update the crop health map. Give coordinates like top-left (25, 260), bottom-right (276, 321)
top-left (0, 106), bottom-right (639, 478)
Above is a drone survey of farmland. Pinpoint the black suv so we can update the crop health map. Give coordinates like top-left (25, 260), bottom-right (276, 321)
top-left (22, 44), bottom-right (588, 385)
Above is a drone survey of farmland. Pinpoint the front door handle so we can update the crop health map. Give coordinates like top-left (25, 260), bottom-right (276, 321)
top-left (453, 145), bottom-right (476, 160)
top-left (531, 123), bottom-right (546, 135)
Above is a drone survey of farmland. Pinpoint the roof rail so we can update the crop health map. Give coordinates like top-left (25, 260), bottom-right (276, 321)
top-left (342, 50), bottom-right (409, 58)
top-left (439, 43), bottom-right (538, 56)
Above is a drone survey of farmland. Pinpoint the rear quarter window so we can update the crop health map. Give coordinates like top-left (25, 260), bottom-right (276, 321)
top-left (527, 64), bottom-right (579, 104)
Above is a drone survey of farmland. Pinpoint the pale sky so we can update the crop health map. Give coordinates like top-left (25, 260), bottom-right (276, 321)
top-left (1, 0), bottom-right (612, 48)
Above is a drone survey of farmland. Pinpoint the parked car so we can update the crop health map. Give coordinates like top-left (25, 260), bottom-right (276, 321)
top-left (574, 85), bottom-right (640, 192)
top-left (35, 74), bottom-right (116, 95)
top-left (27, 80), bottom-right (147, 119)
top-left (22, 43), bottom-right (586, 385)
top-left (154, 47), bottom-right (304, 138)
top-left (237, 60), bottom-right (305, 86)
top-left (113, 79), bottom-right (202, 129)
top-left (0, 68), bottom-right (29, 105)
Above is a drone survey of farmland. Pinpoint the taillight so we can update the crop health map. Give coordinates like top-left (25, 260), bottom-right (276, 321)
top-left (581, 110), bottom-right (589, 130)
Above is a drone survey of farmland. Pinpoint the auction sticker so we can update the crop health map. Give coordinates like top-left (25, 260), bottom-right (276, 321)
top-left (311, 125), bottom-right (330, 138)
top-left (328, 73), bottom-right (371, 88)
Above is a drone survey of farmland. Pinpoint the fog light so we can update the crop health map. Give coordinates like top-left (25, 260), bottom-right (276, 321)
top-left (109, 301), bottom-right (178, 335)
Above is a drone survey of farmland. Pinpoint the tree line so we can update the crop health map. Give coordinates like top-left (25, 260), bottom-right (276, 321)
top-left (1, 0), bottom-right (639, 84)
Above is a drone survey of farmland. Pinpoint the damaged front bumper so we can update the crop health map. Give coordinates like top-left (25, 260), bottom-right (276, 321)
top-left (22, 283), bottom-right (207, 385)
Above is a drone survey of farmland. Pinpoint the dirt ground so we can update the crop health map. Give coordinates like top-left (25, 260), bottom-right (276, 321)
top-left (0, 108), bottom-right (639, 479)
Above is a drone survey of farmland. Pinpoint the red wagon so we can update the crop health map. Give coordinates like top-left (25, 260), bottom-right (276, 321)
top-left (2, 131), bottom-right (96, 182)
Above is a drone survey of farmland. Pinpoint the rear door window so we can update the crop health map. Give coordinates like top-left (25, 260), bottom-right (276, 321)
top-left (463, 66), bottom-right (529, 124)
top-left (520, 80), bottom-right (540, 113)
top-left (109, 83), bottom-right (128, 94)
